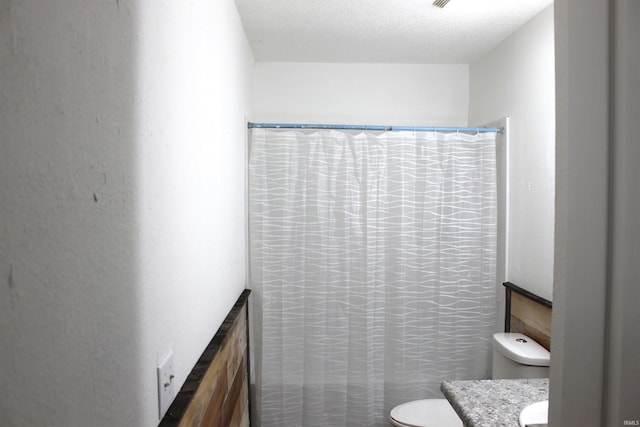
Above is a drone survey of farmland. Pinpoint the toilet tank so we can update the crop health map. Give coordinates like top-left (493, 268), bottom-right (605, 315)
top-left (492, 333), bottom-right (550, 379)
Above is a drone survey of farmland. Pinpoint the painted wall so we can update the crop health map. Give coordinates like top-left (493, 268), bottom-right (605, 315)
top-left (606, 1), bottom-right (640, 424)
top-left (550, 0), bottom-right (609, 425)
top-left (254, 63), bottom-right (469, 126)
top-left (551, 1), bottom-right (640, 425)
top-left (0, 1), bottom-right (253, 426)
top-left (468, 6), bottom-right (555, 302)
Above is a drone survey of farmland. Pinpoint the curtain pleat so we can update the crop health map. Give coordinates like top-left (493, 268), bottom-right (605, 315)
top-left (249, 129), bottom-right (497, 427)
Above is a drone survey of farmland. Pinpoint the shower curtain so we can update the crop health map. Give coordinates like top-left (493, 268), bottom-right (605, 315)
top-left (248, 128), bottom-right (497, 427)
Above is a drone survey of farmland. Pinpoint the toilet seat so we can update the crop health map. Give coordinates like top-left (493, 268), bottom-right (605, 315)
top-left (389, 399), bottom-right (462, 427)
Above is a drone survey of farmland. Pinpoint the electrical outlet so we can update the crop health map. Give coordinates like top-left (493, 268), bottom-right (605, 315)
top-left (157, 350), bottom-right (175, 419)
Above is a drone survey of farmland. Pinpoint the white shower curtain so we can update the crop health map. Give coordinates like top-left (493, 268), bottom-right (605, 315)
top-left (249, 128), bottom-right (497, 427)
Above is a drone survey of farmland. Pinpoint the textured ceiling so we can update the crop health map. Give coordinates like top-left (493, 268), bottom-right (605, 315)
top-left (235, 0), bottom-right (553, 64)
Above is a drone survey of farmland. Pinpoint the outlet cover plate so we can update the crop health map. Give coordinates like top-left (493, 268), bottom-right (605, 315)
top-left (157, 350), bottom-right (175, 419)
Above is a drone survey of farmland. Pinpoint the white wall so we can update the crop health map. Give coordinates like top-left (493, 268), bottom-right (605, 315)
top-left (550, 0), bottom-right (609, 425)
top-left (254, 63), bottom-right (469, 126)
top-left (136, 0), bottom-right (253, 424)
top-left (468, 6), bottom-right (555, 302)
top-left (606, 2), bottom-right (640, 424)
top-left (551, 1), bottom-right (640, 425)
top-left (0, 1), bottom-right (253, 426)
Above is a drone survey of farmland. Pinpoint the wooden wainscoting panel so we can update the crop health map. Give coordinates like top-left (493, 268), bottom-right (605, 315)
top-left (510, 291), bottom-right (552, 350)
top-left (191, 360), bottom-right (228, 427)
top-left (225, 308), bottom-right (247, 390)
top-left (510, 316), bottom-right (551, 351)
top-left (161, 290), bottom-right (251, 427)
top-left (197, 312), bottom-right (247, 427)
top-left (176, 358), bottom-right (227, 427)
top-left (229, 380), bottom-right (250, 427)
top-left (218, 355), bottom-right (247, 426)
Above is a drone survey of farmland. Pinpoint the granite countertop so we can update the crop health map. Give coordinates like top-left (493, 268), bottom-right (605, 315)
top-left (441, 378), bottom-right (548, 427)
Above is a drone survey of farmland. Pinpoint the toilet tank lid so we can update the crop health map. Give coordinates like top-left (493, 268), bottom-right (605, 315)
top-left (493, 333), bottom-right (550, 367)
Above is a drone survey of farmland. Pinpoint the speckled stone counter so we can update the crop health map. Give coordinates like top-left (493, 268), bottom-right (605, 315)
top-left (441, 378), bottom-right (548, 427)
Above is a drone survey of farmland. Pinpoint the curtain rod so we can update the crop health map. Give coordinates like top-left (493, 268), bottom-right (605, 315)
top-left (248, 122), bottom-right (503, 134)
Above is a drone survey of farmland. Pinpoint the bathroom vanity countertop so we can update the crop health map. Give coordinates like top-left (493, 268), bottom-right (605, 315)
top-left (441, 378), bottom-right (548, 427)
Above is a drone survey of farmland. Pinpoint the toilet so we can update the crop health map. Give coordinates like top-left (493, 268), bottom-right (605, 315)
top-left (389, 398), bottom-right (462, 427)
top-left (389, 332), bottom-right (550, 427)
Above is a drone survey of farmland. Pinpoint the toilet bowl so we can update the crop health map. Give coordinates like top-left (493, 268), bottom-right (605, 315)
top-left (389, 399), bottom-right (462, 427)
top-left (388, 332), bottom-right (550, 427)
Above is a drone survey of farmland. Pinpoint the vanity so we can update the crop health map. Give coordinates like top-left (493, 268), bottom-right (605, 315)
top-left (441, 378), bottom-right (548, 427)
